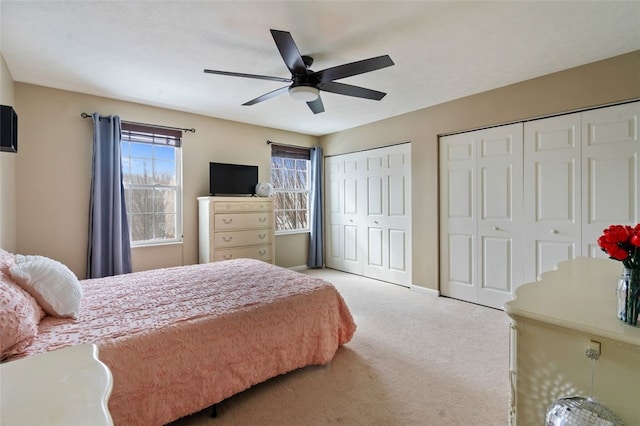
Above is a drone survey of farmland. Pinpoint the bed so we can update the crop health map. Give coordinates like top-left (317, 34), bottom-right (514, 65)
top-left (0, 251), bottom-right (356, 425)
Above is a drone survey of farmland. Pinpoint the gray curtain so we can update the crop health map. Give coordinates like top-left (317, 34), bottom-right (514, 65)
top-left (87, 113), bottom-right (131, 278)
top-left (307, 146), bottom-right (323, 268)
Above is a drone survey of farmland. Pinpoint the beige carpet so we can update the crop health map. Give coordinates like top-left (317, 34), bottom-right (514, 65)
top-left (170, 268), bottom-right (510, 426)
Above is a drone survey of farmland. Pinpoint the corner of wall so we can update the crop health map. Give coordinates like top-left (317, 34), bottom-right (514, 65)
top-left (0, 52), bottom-right (17, 251)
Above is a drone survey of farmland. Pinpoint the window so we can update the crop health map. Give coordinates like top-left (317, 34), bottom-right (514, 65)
top-left (270, 144), bottom-right (311, 233)
top-left (121, 123), bottom-right (182, 245)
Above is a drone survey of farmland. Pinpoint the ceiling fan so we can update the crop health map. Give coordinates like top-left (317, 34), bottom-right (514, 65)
top-left (203, 29), bottom-right (394, 114)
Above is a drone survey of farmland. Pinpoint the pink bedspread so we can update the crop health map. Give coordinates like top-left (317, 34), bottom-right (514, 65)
top-left (8, 259), bottom-right (356, 425)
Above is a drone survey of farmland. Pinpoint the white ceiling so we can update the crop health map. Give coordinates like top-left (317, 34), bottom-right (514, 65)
top-left (1, 1), bottom-right (639, 136)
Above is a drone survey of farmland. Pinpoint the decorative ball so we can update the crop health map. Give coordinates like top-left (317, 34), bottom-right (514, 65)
top-left (255, 182), bottom-right (274, 197)
top-left (545, 397), bottom-right (624, 426)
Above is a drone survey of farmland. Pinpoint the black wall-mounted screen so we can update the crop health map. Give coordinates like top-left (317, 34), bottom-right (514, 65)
top-left (209, 162), bottom-right (258, 196)
top-left (0, 105), bottom-right (18, 153)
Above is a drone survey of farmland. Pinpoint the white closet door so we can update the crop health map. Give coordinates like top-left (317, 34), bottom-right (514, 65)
top-left (325, 153), bottom-right (364, 274)
top-left (523, 113), bottom-right (582, 283)
top-left (325, 144), bottom-right (412, 286)
top-left (582, 102), bottom-right (640, 258)
top-left (440, 132), bottom-right (477, 302)
top-left (440, 124), bottom-right (523, 309)
top-left (476, 124), bottom-right (523, 308)
top-left (362, 144), bottom-right (412, 285)
top-left (440, 101), bottom-right (638, 309)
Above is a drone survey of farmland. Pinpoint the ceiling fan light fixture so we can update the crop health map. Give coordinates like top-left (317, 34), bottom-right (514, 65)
top-left (288, 85), bottom-right (319, 102)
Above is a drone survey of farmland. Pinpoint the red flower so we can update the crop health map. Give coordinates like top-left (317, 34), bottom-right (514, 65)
top-left (598, 223), bottom-right (640, 267)
top-left (598, 237), bottom-right (628, 260)
top-left (602, 225), bottom-right (631, 244)
top-left (610, 246), bottom-right (629, 261)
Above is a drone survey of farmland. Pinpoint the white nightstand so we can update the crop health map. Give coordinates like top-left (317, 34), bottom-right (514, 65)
top-left (0, 343), bottom-right (113, 426)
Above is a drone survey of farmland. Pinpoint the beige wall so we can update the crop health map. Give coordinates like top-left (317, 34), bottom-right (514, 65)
top-left (6, 51), bottom-right (639, 285)
top-left (320, 50), bottom-right (640, 291)
top-left (13, 84), bottom-right (316, 277)
top-left (0, 53), bottom-right (17, 251)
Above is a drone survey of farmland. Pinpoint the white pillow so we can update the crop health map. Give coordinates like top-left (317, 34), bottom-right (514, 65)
top-left (9, 255), bottom-right (82, 318)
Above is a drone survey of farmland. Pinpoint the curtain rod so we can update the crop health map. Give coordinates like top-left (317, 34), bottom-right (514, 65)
top-left (266, 140), bottom-right (315, 149)
top-left (81, 112), bottom-right (196, 133)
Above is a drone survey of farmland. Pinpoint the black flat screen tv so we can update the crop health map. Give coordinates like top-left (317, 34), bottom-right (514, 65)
top-left (209, 162), bottom-right (258, 196)
top-left (0, 105), bottom-right (18, 153)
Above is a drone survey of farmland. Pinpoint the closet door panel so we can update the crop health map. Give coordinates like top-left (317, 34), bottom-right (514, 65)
top-left (389, 229), bottom-right (407, 272)
top-left (448, 233), bottom-right (474, 287)
top-left (480, 165), bottom-right (511, 220)
top-left (523, 113), bottom-right (581, 283)
top-left (383, 150), bottom-right (411, 284)
top-left (367, 226), bottom-right (384, 267)
top-left (440, 133), bottom-right (477, 301)
top-left (325, 154), bottom-right (363, 274)
top-left (389, 174), bottom-right (407, 216)
top-left (325, 158), bottom-right (343, 269)
top-left (362, 144), bottom-right (412, 285)
top-left (586, 157), bottom-right (636, 221)
top-left (582, 102), bottom-right (640, 258)
top-left (476, 124), bottom-right (523, 309)
top-left (344, 176), bottom-right (359, 214)
top-left (336, 224), bottom-right (363, 276)
top-left (481, 236), bottom-right (512, 292)
top-left (367, 176), bottom-right (383, 216)
top-left (363, 150), bottom-right (388, 278)
top-left (535, 241), bottom-right (576, 276)
top-left (327, 224), bottom-right (342, 261)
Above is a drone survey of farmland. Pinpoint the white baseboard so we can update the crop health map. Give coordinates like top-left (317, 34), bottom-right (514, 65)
top-left (289, 265), bottom-right (309, 271)
top-left (411, 285), bottom-right (440, 297)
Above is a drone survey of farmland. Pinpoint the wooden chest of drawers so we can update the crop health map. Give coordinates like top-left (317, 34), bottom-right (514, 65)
top-left (198, 196), bottom-right (275, 264)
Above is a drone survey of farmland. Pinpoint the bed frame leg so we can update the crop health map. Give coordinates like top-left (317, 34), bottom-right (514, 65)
top-left (210, 404), bottom-right (217, 418)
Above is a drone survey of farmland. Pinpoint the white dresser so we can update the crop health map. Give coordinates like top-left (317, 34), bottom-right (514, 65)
top-left (0, 343), bottom-right (113, 426)
top-left (198, 196), bottom-right (275, 264)
top-left (504, 257), bottom-right (640, 426)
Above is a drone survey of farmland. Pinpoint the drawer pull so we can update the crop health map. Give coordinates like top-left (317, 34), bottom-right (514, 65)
top-left (259, 250), bottom-right (267, 256)
top-left (223, 254), bottom-right (234, 259)
top-left (223, 218), bottom-right (233, 224)
top-left (259, 217), bottom-right (266, 223)
top-left (258, 234), bottom-right (266, 239)
top-left (223, 237), bottom-right (233, 242)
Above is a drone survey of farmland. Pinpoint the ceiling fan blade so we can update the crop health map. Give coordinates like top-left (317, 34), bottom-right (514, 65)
top-left (317, 55), bottom-right (394, 83)
top-left (270, 29), bottom-right (307, 75)
top-left (204, 69), bottom-right (291, 83)
top-left (242, 86), bottom-right (290, 106)
top-left (320, 81), bottom-right (386, 100)
top-left (307, 96), bottom-right (325, 114)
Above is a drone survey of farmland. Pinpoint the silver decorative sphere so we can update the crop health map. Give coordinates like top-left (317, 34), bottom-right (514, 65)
top-left (545, 397), bottom-right (625, 425)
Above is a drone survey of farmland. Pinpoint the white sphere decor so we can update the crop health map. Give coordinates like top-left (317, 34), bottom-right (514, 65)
top-left (255, 182), bottom-right (274, 197)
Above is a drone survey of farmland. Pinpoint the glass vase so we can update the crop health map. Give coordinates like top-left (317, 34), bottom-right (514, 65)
top-left (617, 267), bottom-right (640, 326)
